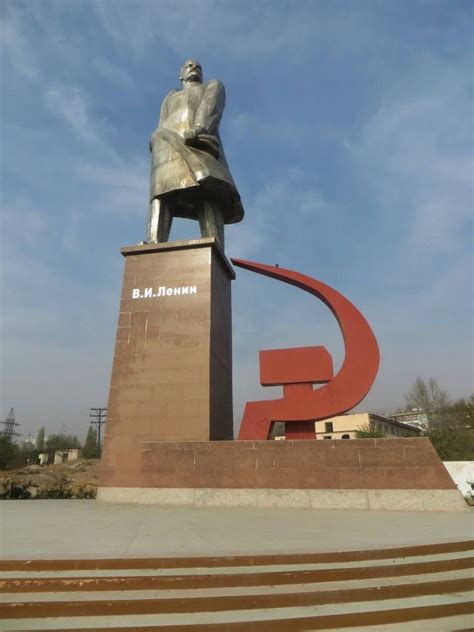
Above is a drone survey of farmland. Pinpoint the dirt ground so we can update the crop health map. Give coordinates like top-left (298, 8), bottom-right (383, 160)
top-left (0, 459), bottom-right (99, 499)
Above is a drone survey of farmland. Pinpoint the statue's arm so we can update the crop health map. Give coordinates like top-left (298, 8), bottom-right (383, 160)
top-left (149, 91), bottom-right (174, 151)
top-left (193, 80), bottom-right (225, 135)
top-left (158, 92), bottom-right (174, 127)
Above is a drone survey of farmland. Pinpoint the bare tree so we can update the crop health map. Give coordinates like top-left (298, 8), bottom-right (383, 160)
top-left (404, 377), bottom-right (449, 429)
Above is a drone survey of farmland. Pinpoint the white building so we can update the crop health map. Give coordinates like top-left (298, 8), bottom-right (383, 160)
top-left (53, 449), bottom-right (79, 464)
top-left (272, 413), bottom-right (421, 440)
top-left (314, 412), bottom-right (421, 440)
top-left (387, 410), bottom-right (429, 432)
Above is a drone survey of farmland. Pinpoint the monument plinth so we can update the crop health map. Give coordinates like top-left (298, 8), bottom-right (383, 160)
top-left (100, 238), bottom-right (234, 488)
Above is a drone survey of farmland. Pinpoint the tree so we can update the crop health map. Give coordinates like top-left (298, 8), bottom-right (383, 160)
top-left (428, 426), bottom-right (474, 461)
top-left (82, 426), bottom-right (98, 459)
top-left (19, 439), bottom-right (38, 467)
top-left (45, 434), bottom-right (81, 457)
top-left (356, 423), bottom-right (385, 439)
top-left (404, 377), bottom-right (449, 429)
top-left (403, 380), bottom-right (474, 460)
top-left (445, 395), bottom-right (474, 427)
top-left (36, 427), bottom-right (45, 452)
top-left (0, 435), bottom-right (19, 470)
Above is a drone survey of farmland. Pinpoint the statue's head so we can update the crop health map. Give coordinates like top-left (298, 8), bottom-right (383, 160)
top-left (179, 59), bottom-right (203, 84)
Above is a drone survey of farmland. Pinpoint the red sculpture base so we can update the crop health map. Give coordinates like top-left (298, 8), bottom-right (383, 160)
top-left (285, 422), bottom-right (315, 440)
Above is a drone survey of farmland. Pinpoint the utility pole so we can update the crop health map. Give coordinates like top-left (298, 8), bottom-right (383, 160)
top-left (25, 432), bottom-right (33, 464)
top-left (1, 408), bottom-right (20, 441)
top-left (89, 407), bottom-right (107, 457)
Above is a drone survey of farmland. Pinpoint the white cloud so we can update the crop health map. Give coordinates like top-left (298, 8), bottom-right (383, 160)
top-left (228, 112), bottom-right (307, 147)
top-left (226, 167), bottom-right (329, 260)
top-left (45, 84), bottom-right (111, 148)
top-left (226, 219), bottom-right (266, 261)
top-left (410, 197), bottom-right (467, 252)
top-left (1, 198), bottom-right (49, 246)
top-left (92, 1), bottom-right (380, 63)
top-left (252, 168), bottom-right (329, 238)
top-left (0, 8), bottom-right (39, 81)
top-left (92, 56), bottom-right (134, 89)
top-left (347, 54), bottom-right (472, 256)
top-left (78, 158), bottom-right (149, 217)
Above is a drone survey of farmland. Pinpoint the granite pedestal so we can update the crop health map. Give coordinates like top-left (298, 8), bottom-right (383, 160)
top-left (99, 238), bottom-right (234, 490)
top-left (99, 438), bottom-right (467, 512)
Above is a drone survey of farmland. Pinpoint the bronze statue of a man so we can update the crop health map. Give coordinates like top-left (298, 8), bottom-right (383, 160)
top-left (147, 59), bottom-right (244, 249)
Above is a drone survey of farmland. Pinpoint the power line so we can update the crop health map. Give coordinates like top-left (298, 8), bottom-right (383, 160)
top-left (1, 408), bottom-right (20, 440)
top-left (89, 407), bottom-right (107, 457)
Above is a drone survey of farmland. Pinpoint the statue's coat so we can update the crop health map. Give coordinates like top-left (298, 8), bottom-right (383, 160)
top-left (150, 80), bottom-right (244, 223)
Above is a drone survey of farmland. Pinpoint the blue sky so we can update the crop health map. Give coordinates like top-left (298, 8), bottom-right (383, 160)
top-left (1, 0), bottom-right (472, 442)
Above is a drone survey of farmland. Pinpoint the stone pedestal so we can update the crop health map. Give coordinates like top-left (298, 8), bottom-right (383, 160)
top-left (98, 438), bottom-right (467, 512)
top-left (100, 238), bottom-right (234, 487)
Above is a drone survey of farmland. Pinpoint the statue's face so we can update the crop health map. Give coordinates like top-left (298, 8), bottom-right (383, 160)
top-left (180, 59), bottom-right (202, 84)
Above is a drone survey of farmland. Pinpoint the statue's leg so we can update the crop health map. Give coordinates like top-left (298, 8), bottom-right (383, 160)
top-left (146, 198), bottom-right (173, 243)
top-left (199, 200), bottom-right (225, 250)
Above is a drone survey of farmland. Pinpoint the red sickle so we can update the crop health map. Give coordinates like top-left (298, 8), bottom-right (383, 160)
top-left (231, 259), bottom-right (380, 439)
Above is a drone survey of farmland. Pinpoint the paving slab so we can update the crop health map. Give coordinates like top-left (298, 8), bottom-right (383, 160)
top-left (1, 500), bottom-right (473, 559)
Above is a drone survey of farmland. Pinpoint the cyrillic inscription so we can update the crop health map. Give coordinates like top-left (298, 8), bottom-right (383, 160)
top-left (131, 285), bottom-right (198, 299)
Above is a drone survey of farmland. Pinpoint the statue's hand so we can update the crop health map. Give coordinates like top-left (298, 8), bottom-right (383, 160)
top-left (185, 131), bottom-right (220, 159)
top-left (183, 126), bottom-right (206, 142)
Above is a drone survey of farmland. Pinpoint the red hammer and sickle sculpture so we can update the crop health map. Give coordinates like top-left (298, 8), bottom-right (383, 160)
top-left (231, 259), bottom-right (380, 440)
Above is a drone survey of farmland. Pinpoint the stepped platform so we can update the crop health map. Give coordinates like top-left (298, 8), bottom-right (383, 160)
top-left (1, 500), bottom-right (473, 630)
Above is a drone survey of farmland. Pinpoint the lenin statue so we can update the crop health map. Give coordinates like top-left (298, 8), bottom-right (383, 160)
top-left (146, 59), bottom-right (244, 250)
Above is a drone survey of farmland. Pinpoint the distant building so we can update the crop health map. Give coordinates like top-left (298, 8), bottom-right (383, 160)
top-left (315, 413), bottom-right (421, 440)
top-left (272, 412), bottom-right (421, 440)
top-left (388, 410), bottom-right (429, 432)
top-left (53, 449), bottom-right (79, 464)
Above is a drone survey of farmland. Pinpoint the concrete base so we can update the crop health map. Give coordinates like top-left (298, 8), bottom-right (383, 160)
top-left (97, 486), bottom-right (468, 512)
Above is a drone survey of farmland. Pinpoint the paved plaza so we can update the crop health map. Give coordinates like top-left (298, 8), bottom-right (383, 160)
top-left (2, 499), bottom-right (472, 559)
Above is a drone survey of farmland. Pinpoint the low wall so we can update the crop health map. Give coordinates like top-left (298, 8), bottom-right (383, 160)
top-left (98, 438), bottom-right (467, 511)
top-left (443, 461), bottom-right (474, 497)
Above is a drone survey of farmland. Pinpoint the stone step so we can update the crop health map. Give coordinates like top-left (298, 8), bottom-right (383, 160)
top-left (2, 576), bottom-right (473, 619)
top-left (2, 541), bottom-right (473, 630)
top-left (2, 547), bottom-right (473, 579)
top-left (3, 568), bottom-right (471, 601)
top-left (315, 612), bottom-right (474, 632)
top-left (2, 538), bottom-right (472, 571)
top-left (3, 555), bottom-right (472, 593)
top-left (3, 594), bottom-right (474, 630)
